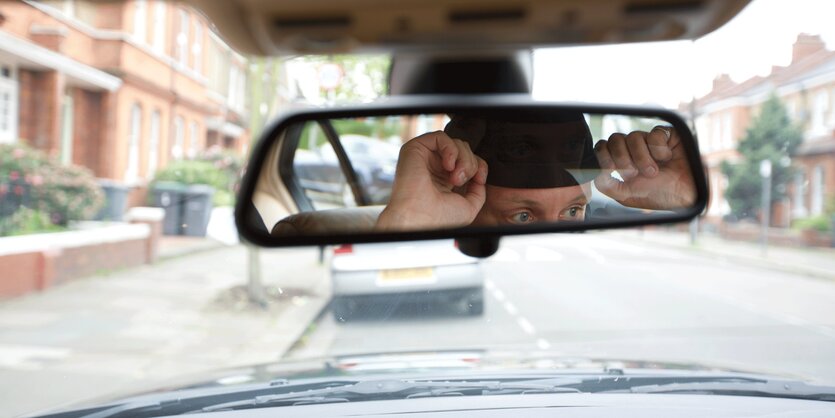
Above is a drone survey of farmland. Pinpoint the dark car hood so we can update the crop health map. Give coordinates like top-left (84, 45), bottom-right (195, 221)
top-left (33, 348), bottom-right (786, 417)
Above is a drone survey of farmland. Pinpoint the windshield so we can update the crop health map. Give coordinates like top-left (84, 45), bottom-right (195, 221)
top-left (1, 1), bottom-right (835, 417)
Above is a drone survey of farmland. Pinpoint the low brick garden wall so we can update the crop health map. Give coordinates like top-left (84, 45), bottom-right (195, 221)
top-left (0, 208), bottom-right (163, 299)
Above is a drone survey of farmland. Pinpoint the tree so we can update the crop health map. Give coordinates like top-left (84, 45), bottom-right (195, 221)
top-left (720, 94), bottom-right (802, 220)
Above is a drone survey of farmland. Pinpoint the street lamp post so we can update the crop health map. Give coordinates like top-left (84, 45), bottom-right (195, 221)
top-left (760, 159), bottom-right (772, 255)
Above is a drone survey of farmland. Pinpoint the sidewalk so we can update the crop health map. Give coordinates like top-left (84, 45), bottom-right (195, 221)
top-left (613, 229), bottom-right (835, 281)
top-left (0, 245), bottom-right (330, 417)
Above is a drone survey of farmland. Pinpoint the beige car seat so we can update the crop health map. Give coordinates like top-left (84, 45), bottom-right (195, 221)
top-left (271, 206), bottom-right (384, 237)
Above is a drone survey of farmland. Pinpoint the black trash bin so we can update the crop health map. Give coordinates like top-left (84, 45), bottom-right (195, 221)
top-left (95, 179), bottom-right (130, 221)
top-left (151, 181), bottom-right (187, 235)
top-left (181, 184), bottom-right (215, 237)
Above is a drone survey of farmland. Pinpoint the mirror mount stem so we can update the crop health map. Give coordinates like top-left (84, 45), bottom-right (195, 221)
top-left (456, 236), bottom-right (501, 258)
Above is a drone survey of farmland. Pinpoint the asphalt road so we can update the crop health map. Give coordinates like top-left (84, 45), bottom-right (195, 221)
top-left (285, 232), bottom-right (835, 385)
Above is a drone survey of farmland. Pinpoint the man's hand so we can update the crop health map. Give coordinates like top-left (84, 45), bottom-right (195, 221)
top-left (594, 126), bottom-right (696, 210)
top-left (376, 131), bottom-right (488, 231)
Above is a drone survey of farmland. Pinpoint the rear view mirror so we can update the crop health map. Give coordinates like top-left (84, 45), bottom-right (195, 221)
top-left (236, 97), bottom-right (708, 253)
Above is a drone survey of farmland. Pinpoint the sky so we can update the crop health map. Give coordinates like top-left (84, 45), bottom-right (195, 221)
top-left (532, 0), bottom-right (835, 108)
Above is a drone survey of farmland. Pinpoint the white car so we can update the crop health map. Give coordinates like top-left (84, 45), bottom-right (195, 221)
top-left (329, 239), bottom-right (484, 321)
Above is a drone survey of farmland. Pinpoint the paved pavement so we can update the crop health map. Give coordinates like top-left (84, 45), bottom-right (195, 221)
top-left (0, 244), bottom-right (329, 418)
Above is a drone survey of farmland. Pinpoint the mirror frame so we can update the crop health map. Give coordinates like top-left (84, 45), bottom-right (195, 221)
top-left (236, 95), bottom-right (709, 248)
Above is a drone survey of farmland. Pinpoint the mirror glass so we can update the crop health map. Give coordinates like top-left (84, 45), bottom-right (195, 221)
top-left (244, 107), bottom-right (703, 241)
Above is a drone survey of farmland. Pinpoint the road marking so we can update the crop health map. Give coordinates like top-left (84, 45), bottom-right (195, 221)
top-left (492, 289), bottom-right (506, 302)
top-left (517, 317), bottom-right (536, 335)
top-left (485, 279), bottom-right (495, 291)
top-left (525, 245), bottom-right (563, 262)
top-left (536, 338), bottom-right (551, 350)
top-left (504, 302), bottom-right (518, 316)
top-left (576, 245), bottom-right (607, 265)
top-left (491, 247), bottom-right (521, 262)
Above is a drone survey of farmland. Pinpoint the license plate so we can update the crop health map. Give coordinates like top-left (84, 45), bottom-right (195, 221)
top-left (378, 267), bottom-right (434, 281)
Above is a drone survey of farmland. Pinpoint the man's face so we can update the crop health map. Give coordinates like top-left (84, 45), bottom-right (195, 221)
top-left (471, 183), bottom-right (592, 226)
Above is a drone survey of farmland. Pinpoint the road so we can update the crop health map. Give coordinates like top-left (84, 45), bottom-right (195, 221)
top-left (285, 232), bottom-right (835, 384)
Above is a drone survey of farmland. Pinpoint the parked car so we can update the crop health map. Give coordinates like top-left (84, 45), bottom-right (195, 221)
top-left (329, 240), bottom-right (484, 321)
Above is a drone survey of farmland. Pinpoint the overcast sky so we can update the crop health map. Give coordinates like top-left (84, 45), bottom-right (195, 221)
top-left (533, 0), bottom-right (835, 107)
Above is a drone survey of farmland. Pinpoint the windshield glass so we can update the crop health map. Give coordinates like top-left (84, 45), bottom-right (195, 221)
top-left (1, 0), bottom-right (835, 417)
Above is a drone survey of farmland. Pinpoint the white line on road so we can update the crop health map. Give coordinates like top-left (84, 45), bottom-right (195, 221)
top-left (576, 246), bottom-right (607, 265)
top-left (536, 338), bottom-right (551, 350)
top-left (517, 317), bottom-right (536, 335)
top-left (492, 289), bottom-right (506, 302)
top-left (504, 302), bottom-right (518, 316)
top-left (525, 245), bottom-right (564, 262)
top-left (0, 344), bottom-right (70, 371)
top-left (485, 280), bottom-right (495, 291)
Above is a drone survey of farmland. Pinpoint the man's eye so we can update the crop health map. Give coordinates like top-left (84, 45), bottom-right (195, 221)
top-left (510, 211), bottom-right (533, 224)
top-left (560, 206), bottom-right (584, 221)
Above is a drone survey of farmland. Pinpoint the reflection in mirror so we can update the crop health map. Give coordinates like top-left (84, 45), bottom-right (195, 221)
top-left (252, 109), bottom-right (698, 238)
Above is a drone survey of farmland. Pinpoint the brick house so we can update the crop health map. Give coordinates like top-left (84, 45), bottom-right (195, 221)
top-left (0, 0), bottom-right (249, 206)
top-left (687, 34), bottom-right (835, 226)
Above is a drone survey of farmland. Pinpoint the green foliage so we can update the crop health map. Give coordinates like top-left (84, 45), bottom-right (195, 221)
top-left (151, 149), bottom-right (244, 207)
top-left (2, 208), bottom-right (65, 236)
top-left (332, 117), bottom-right (402, 139)
top-left (720, 94), bottom-right (803, 220)
top-left (0, 142), bottom-right (104, 232)
top-left (793, 215), bottom-right (832, 233)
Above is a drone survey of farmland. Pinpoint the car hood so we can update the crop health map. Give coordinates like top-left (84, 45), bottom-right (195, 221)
top-left (35, 349), bottom-right (786, 417)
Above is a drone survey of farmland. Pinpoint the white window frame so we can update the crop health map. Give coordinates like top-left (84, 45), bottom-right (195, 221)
top-left (811, 165), bottom-right (825, 216)
top-left (176, 9), bottom-right (189, 67)
top-left (793, 171), bottom-right (808, 218)
top-left (0, 64), bottom-right (19, 144)
top-left (191, 22), bottom-right (202, 73)
top-left (148, 110), bottom-right (161, 175)
top-left (126, 104), bottom-right (142, 183)
top-left (188, 121), bottom-right (198, 158)
top-left (172, 115), bottom-right (184, 159)
top-left (59, 93), bottom-right (74, 165)
top-left (152, 1), bottom-right (166, 53)
top-left (810, 90), bottom-right (829, 138)
top-left (132, 0), bottom-right (148, 44)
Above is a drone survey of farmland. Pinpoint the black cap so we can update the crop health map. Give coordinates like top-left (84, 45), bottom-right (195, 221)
top-left (444, 111), bottom-right (601, 189)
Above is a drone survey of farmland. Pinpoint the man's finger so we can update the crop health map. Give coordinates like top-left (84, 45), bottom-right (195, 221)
top-left (594, 171), bottom-right (628, 203)
top-left (450, 138), bottom-right (480, 186)
top-left (607, 133), bottom-right (639, 179)
top-left (462, 177), bottom-right (487, 214)
top-left (646, 126), bottom-right (673, 162)
top-left (594, 140), bottom-right (616, 170)
top-left (625, 131), bottom-right (659, 177)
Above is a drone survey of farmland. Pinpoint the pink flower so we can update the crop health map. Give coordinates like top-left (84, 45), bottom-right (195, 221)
top-left (9, 171), bottom-right (19, 181)
top-left (12, 148), bottom-right (24, 158)
top-left (0, 184), bottom-right (7, 195)
top-left (13, 185), bottom-right (23, 195)
top-left (30, 175), bottom-right (44, 186)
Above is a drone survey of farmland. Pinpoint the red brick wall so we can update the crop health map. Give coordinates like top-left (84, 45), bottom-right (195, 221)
top-left (51, 239), bottom-right (148, 285)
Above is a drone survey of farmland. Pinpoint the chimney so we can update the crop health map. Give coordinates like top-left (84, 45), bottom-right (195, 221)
top-left (792, 33), bottom-right (825, 64)
top-left (712, 74), bottom-right (735, 92)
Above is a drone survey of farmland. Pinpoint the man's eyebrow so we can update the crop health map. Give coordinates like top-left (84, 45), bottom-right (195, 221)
top-left (569, 192), bottom-right (589, 205)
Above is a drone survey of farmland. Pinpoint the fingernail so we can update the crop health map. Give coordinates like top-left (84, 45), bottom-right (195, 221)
top-left (458, 171), bottom-right (467, 183)
top-left (644, 165), bottom-right (657, 176)
top-left (653, 126), bottom-right (671, 140)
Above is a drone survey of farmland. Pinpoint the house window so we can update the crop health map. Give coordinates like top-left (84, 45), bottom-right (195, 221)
top-left (59, 94), bottom-right (74, 165)
top-left (148, 110), bottom-right (161, 175)
top-left (188, 121), bottom-right (198, 158)
top-left (711, 116), bottom-right (722, 150)
top-left (811, 165), bottom-right (825, 216)
top-left (722, 113), bottom-right (733, 149)
top-left (176, 9), bottom-right (189, 66)
top-left (810, 90), bottom-right (829, 138)
top-left (172, 116), bottom-right (184, 159)
top-left (133, 0), bottom-right (147, 43)
top-left (0, 65), bottom-right (18, 144)
top-left (152, 1), bottom-right (166, 53)
top-left (126, 104), bottom-right (142, 183)
top-left (191, 22), bottom-right (202, 73)
top-left (793, 171), bottom-right (808, 218)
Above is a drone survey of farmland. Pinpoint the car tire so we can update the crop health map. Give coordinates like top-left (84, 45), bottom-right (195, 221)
top-left (332, 297), bottom-right (356, 322)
